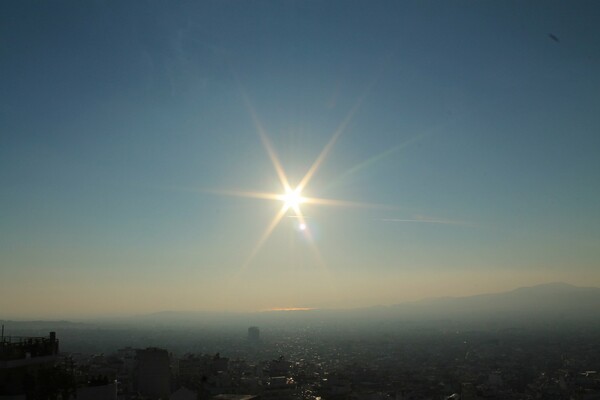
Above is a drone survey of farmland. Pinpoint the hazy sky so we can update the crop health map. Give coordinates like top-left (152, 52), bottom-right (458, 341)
top-left (1, 1), bottom-right (599, 318)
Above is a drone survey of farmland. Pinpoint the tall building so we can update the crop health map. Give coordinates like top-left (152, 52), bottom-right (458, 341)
top-left (247, 327), bottom-right (260, 343)
top-left (135, 347), bottom-right (171, 399)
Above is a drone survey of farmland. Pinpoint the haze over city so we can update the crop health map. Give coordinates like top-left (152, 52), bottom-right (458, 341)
top-left (1, 1), bottom-right (599, 320)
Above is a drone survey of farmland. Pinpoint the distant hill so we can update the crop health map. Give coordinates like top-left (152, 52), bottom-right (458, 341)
top-left (386, 282), bottom-right (600, 322)
top-left (119, 282), bottom-right (600, 329)
top-left (3, 283), bottom-right (599, 330)
top-left (0, 320), bottom-right (85, 329)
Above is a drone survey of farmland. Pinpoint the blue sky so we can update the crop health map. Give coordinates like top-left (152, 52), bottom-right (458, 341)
top-left (1, 1), bottom-right (599, 318)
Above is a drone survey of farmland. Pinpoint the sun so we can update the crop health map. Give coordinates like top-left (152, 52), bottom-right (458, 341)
top-left (214, 86), bottom-right (377, 271)
top-left (279, 187), bottom-right (305, 211)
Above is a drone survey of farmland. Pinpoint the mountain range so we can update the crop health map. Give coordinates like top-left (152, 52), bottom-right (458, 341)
top-left (3, 283), bottom-right (599, 330)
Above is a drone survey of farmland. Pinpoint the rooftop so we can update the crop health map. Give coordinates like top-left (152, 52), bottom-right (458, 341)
top-left (0, 332), bottom-right (58, 363)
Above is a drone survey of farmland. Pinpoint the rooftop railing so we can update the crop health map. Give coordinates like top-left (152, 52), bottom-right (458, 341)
top-left (0, 335), bottom-right (59, 361)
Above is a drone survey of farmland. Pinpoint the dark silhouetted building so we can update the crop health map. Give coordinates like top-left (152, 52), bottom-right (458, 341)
top-left (0, 332), bottom-right (60, 398)
top-left (135, 347), bottom-right (171, 399)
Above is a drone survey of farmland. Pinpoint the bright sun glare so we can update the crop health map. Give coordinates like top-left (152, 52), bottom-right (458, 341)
top-left (279, 187), bottom-right (304, 210)
top-left (217, 87), bottom-right (374, 270)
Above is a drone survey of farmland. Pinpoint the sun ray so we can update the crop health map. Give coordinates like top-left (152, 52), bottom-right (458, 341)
top-left (296, 56), bottom-right (386, 193)
top-left (297, 98), bottom-right (363, 193)
top-left (240, 205), bottom-right (289, 271)
top-left (302, 196), bottom-right (396, 210)
top-left (205, 188), bottom-right (281, 201)
top-left (324, 132), bottom-right (430, 191)
top-left (257, 127), bottom-right (292, 192)
top-left (240, 89), bottom-right (291, 191)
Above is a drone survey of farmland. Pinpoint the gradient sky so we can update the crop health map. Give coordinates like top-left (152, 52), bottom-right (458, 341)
top-left (1, 1), bottom-right (599, 319)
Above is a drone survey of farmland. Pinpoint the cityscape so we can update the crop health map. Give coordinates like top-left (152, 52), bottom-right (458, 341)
top-left (2, 283), bottom-right (600, 399)
top-left (2, 1), bottom-right (600, 399)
